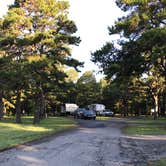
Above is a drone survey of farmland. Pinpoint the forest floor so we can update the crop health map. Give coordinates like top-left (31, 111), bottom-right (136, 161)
top-left (0, 117), bottom-right (165, 166)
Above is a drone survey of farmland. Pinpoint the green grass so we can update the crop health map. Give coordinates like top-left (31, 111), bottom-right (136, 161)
top-left (0, 116), bottom-right (76, 150)
top-left (129, 117), bottom-right (166, 124)
top-left (96, 116), bottom-right (111, 120)
top-left (148, 158), bottom-right (166, 166)
top-left (123, 125), bottom-right (166, 135)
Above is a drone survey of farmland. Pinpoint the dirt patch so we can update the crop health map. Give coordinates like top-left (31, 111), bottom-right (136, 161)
top-left (119, 136), bottom-right (166, 166)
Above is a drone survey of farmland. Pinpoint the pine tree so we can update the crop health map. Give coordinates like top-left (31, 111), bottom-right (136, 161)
top-left (0, 0), bottom-right (81, 123)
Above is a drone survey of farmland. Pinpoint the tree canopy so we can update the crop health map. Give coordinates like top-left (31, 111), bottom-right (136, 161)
top-left (92, 0), bottom-right (166, 117)
top-left (0, 0), bottom-right (82, 123)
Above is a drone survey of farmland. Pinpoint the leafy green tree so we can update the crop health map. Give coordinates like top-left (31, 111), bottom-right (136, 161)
top-left (11, 61), bottom-right (29, 123)
top-left (92, 0), bottom-right (166, 117)
top-left (0, 2), bottom-right (33, 123)
top-left (0, 0), bottom-right (81, 123)
top-left (0, 57), bottom-right (10, 119)
top-left (65, 68), bottom-right (79, 82)
top-left (76, 71), bottom-right (102, 107)
top-left (145, 68), bottom-right (165, 119)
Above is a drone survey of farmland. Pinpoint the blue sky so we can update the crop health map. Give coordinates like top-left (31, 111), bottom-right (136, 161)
top-left (0, 0), bottom-right (124, 80)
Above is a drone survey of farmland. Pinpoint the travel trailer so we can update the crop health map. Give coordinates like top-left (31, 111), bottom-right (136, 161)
top-left (61, 103), bottom-right (79, 115)
top-left (88, 104), bottom-right (105, 115)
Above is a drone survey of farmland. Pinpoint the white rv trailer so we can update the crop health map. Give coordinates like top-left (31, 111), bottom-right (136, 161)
top-left (88, 104), bottom-right (105, 115)
top-left (61, 103), bottom-right (78, 115)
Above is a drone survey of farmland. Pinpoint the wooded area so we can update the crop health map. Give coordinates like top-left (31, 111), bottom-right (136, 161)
top-left (0, 0), bottom-right (165, 124)
top-left (92, 0), bottom-right (166, 119)
top-left (0, 0), bottom-right (82, 124)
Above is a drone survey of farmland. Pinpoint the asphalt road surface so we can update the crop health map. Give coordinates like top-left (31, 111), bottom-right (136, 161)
top-left (0, 118), bottom-right (166, 166)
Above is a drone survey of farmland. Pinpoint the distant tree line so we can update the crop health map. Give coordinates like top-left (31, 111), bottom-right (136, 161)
top-left (0, 0), bottom-right (165, 124)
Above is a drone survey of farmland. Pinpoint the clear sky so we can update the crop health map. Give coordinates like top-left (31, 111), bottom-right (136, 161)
top-left (0, 0), bottom-right (124, 80)
top-left (69, 0), bottom-right (124, 80)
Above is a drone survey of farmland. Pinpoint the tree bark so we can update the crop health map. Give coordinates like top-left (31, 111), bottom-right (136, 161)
top-left (153, 95), bottom-right (158, 120)
top-left (33, 83), bottom-right (48, 123)
top-left (161, 92), bottom-right (166, 116)
top-left (33, 86), bottom-right (46, 124)
top-left (15, 89), bottom-right (22, 123)
top-left (123, 98), bottom-right (128, 117)
top-left (33, 92), bottom-right (41, 124)
top-left (39, 90), bottom-right (46, 120)
top-left (0, 91), bottom-right (4, 120)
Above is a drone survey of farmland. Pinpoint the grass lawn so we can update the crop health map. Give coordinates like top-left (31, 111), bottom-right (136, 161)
top-left (0, 116), bottom-right (76, 150)
top-left (96, 116), bottom-right (111, 121)
top-left (148, 158), bottom-right (166, 166)
top-left (124, 117), bottom-right (166, 135)
top-left (123, 125), bottom-right (166, 135)
top-left (129, 117), bottom-right (166, 124)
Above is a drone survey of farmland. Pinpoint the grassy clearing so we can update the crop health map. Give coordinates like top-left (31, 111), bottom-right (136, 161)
top-left (123, 125), bottom-right (166, 135)
top-left (129, 117), bottom-right (166, 124)
top-left (0, 116), bottom-right (76, 150)
top-left (148, 158), bottom-right (166, 166)
top-left (96, 116), bottom-right (111, 121)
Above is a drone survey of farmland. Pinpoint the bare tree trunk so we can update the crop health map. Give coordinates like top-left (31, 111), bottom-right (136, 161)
top-left (0, 91), bottom-right (4, 120)
top-left (39, 90), bottom-right (46, 120)
top-left (33, 92), bottom-right (41, 124)
top-left (15, 89), bottom-right (22, 123)
top-left (153, 95), bottom-right (158, 120)
top-left (33, 82), bottom-right (47, 124)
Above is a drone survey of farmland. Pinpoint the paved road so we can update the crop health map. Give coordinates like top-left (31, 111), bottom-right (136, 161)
top-left (0, 118), bottom-right (166, 166)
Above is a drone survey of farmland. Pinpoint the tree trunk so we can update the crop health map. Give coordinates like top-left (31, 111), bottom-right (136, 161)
top-left (145, 100), bottom-right (149, 117)
top-left (15, 89), bottom-right (22, 123)
top-left (33, 108), bottom-right (40, 124)
top-left (33, 92), bottom-right (41, 124)
top-left (33, 84), bottom-right (47, 124)
top-left (0, 91), bottom-right (4, 120)
top-left (153, 95), bottom-right (158, 120)
top-left (123, 99), bottom-right (128, 117)
top-left (39, 90), bottom-right (46, 120)
top-left (161, 92), bottom-right (166, 116)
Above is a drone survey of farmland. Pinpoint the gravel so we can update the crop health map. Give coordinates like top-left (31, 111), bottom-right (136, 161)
top-left (0, 118), bottom-right (165, 166)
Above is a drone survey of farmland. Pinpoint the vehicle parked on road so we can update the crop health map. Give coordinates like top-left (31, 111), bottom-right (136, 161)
top-left (74, 108), bottom-right (96, 120)
top-left (99, 109), bottom-right (114, 117)
top-left (73, 108), bottom-right (86, 119)
top-left (82, 109), bottom-right (96, 120)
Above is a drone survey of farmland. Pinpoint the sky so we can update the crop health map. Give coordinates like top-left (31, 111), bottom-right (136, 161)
top-left (69, 0), bottom-right (124, 80)
top-left (0, 0), bottom-right (124, 80)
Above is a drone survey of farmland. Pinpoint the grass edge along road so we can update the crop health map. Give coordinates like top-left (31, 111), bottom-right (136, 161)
top-left (128, 117), bottom-right (166, 124)
top-left (0, 116), bottom-right (76, 150)
top-left (96, 116), bottom-right (111, 121)
top-left (148, 158), bottom-right (166, 166)
top-left (123, 125), bottom-right (166, 135)
top-left (123, 117), bottom-right (166, 166)
top-left (124, 117), bottom-right (166, 135)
